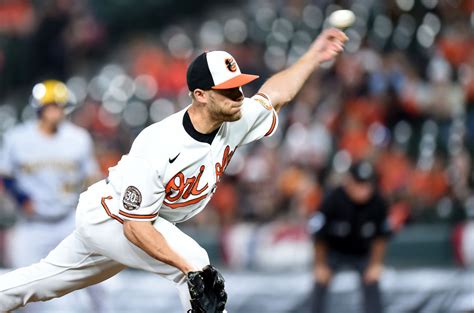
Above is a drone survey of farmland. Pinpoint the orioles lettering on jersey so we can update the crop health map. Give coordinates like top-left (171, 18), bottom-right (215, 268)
top-left (164, 165), bottom-right (208, 209)
top-left (163, 145), bottom-right (235, 209)
top-left (215, 145), bottom-right (234, 183)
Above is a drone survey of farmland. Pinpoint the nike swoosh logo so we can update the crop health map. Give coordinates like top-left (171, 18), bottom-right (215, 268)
top-left (169, 153), bottom-right (180, 163)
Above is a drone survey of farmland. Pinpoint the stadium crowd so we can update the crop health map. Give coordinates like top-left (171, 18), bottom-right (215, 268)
top-left (0, 0), bottom-right (473, 266)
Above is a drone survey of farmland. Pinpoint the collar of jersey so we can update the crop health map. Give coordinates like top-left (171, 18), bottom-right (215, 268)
top-left (183, 111), bottom-right (219, 145)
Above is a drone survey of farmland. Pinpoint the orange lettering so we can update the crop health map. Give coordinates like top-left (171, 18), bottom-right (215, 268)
top-left (164, 146), bottom-right (236, 210)
top-left (215, 145), bottom-right (235, 182)
top-left (183, 165), bottom-right (208, 199)
top-left (165, 172), bottom-right (185, 202)
top-left (165, 165), bottom-right (209, 207)
top-left (191, 165), bottom-right (208, 195)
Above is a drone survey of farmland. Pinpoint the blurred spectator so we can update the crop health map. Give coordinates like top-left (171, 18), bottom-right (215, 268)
top-left (30, 0), bottom-right (73, 80)
top-left (30, 0), bottom-right (105, 80)
top-left (308, 161), bottom-right (390, 313)
top-left (408, 155), bottom-right (449, 216)
top-left (0, 0), bottom-right (34, 36)
top-left (0, 0), bottom-right (105, 96)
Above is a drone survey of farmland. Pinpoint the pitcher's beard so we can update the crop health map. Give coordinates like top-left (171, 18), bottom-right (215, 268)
top-left (210, 106), bottom-right (242, 122)
top-left (222, 110), bottom-right (242, 122)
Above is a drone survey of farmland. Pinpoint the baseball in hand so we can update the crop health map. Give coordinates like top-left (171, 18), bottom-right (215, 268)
top-left (328, 10), bottom-right (356, 29)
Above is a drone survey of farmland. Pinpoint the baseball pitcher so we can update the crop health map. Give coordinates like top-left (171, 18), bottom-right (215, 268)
top-left (0, 29), bottom-right (347, 313)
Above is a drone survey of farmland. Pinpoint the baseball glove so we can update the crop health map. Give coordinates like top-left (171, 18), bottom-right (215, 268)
top-left (187, 265), bottom-right (227, 313)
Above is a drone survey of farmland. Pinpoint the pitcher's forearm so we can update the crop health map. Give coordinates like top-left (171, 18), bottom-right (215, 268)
top-left (258, 51), bottom-right (322, 112)
top-left (369, 238), bottom-right (387, 265)
top-left (123, 220), bottom-right (195, 273)
top-left (258, 28), bottom-right (347, 112)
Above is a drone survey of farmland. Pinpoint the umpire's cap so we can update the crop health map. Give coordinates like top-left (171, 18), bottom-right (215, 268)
top-left (187, 51), bottom-right (259, 91)
top-left (349, 160), bottom-right (377, 183)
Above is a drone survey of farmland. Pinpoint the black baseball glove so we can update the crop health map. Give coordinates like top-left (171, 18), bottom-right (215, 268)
top-left (187, 265), bottom-right (227, 313)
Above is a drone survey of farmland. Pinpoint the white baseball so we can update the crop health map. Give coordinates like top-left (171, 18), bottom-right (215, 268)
top-left (328, 10), bottom-right (356, 29)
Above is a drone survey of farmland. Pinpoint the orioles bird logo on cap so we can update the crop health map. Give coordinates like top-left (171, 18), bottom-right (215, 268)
top-left (225, 58), bottom-right (237, 72)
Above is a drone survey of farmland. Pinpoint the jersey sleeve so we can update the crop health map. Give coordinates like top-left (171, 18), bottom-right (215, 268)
top-left (238, 93), bottom-right (279, 146)
top-left (374, 196), bottom-right (392, 238)
top-left (116, 126), bottom-right (166, 222)
top-left (307, 191), bottom-right (333, 240)
top-left (0, 132), bottom-right (29, 204)
top-left (116, 155), bottom-right (165, 222)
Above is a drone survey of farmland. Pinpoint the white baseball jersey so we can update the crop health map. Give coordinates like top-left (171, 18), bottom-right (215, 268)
top-left (103, 93), bottom-right (278, 224)
top-left (0, 93), bottom-right (277, 312)
top-left (0, 120), bottom-right (99, 218)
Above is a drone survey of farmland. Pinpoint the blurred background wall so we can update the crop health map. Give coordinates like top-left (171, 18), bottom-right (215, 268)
top-left (0, 0), bottom-right (473, 312)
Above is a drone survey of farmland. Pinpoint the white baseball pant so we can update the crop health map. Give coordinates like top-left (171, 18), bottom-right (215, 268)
top-left (6, 209), bottom-right (108, 313)
top-left (0, 180), bottom-right (210, 312)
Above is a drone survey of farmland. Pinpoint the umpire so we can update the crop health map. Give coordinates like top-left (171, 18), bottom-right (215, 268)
top-left (308, 160), bottom-right (391, 313)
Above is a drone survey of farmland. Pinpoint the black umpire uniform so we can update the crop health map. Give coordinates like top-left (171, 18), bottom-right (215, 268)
top-left (308, 161), bottom-right (391, 313)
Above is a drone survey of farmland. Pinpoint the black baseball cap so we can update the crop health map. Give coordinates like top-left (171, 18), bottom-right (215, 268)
top-left (349, 161), bottom-right (376, 183)
top-left (187, 51), bottom-right (259, 91)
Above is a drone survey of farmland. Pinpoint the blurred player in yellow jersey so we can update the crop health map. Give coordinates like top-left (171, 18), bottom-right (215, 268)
top-left (0, 80), bottom-right (106, 312)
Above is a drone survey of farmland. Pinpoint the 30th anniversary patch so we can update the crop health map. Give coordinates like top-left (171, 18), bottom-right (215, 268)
top-left (123, 186), bottom-right (142, 210)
